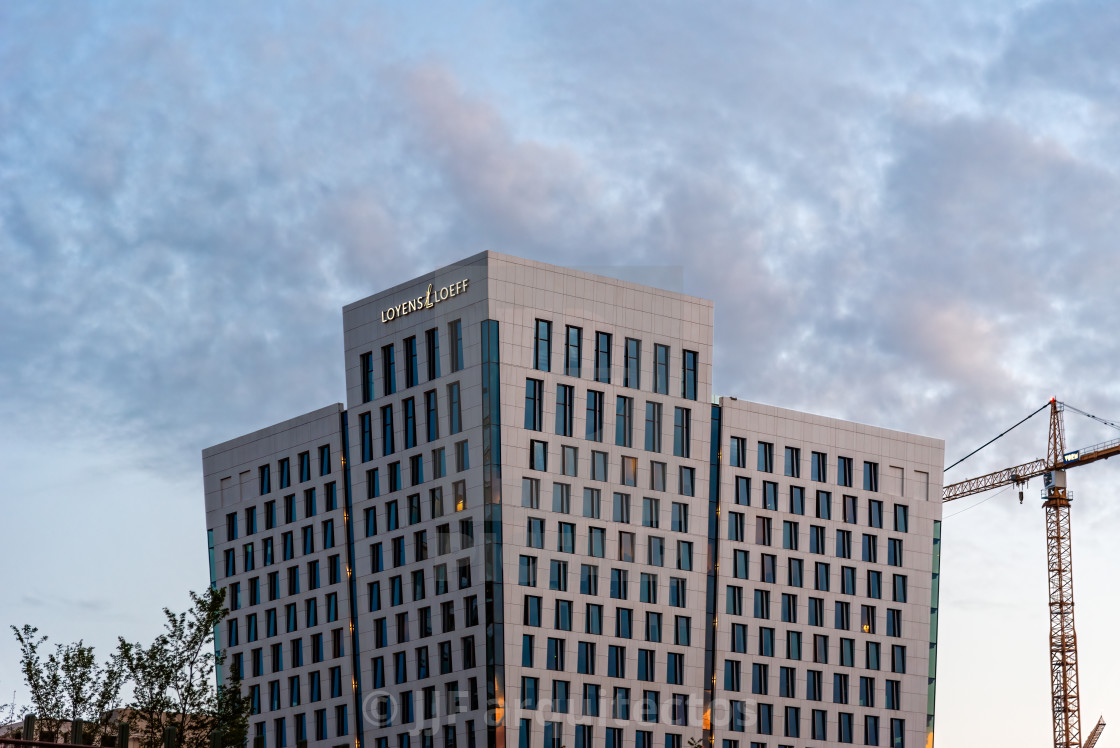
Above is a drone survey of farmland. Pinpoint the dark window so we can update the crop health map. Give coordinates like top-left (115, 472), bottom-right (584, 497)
top-left (448, 320), bottom-right (464, 372)
top-left (556, 384), bottom-right (574, 437)
top-left (448, 382), bottom-right (462, 434)
top-left (758, 442), bottom-right (774, 473)
top-left (811, 451), bottom-right (827, 482)
top-left (525, 379), bottom-right (543, 431)
top-left (404, 336), bottom-right (419, 389)
top-left (595, 332), bottom-right (612, 384)
top-left (360, 412), bottom-right (373, 462)
top-left (673, 408), bottom-right (690, 458)
top-left (425, 390), bottom-right (439, 442)
top-left (381, 344), bottom-right (396, 396)
top-left (381, 405), bottom-right (395, 456)
top-left (404, 397), bottom-right (417, 449)
top-left (616, 396), bottom-right (634, 447)
top-left (624, 338), bottom-right (641, 389)
top-left (654, 344), bottom-right (669, 395)
top-left (360, 352), bottom-right (374, 403)
top-left (426, 328), bottom-right (441, 381)
top-left (565, 326), bottom-right (582, 377)
top-left (644, 402), bottom-right (662, 452)
top-left (838, 456), bottom-right (854, 487)
top-left (681, 350), bottom-right (697, 400)
top-left (586, 391), bottom-right (604, 442)
top-left (534, 320), bottom-right (552, 372)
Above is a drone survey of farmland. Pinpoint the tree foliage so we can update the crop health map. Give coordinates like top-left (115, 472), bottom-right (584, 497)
top-left (117, 587), bottom-right (249, 748)
top-left (10, 588), bottom-right (248, 747)
top-left (10, 625), bottom-right (124, 742)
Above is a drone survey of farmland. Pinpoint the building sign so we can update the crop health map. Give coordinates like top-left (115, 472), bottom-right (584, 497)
top-left (381, 278), bottom-right (470, 323)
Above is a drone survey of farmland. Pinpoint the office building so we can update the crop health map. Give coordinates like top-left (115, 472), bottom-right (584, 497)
top-left (203, 252), bottom-right (943, 748)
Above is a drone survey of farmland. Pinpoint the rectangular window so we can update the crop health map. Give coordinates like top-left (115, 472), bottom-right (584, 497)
top-left (616, 396), bottom-right (634, 447)
top-left (729, 437), bottom-right (746, 468)
top-left (735, 476), bottom-right (750, 506)
top-left (425, 390), bottom-right (439, 442)
top-left (424, 327), bottom-right (441, 381)
top-left (894, 504), bottom-right (909, 533)
top-left (530, 440), bottom-right (548, 471)
top-left (811, 451), bottom-right (827, 482)
top-left (455, 440), bottom-right (470, 472)
top-left (864, 461), bottom-right (879, 492)
top-left (595, 332), bottom-right (612, 384)
top-left (624, 338), bottom-right (641, 389)
top-left (785, 446), bottom-right (801, 478)
top-left (816, 490), bottom-right (832, 520)
top-left (259, 465), bottom-right (271, 496)
top-left (583, 488), bottom-right (601, 518)
top-left (654, 344), bottom-right (669, 395)
top-left (404, 336), bottom-right (419, 389)
top-left (360, 412), bottom-right (374, 462)
top-left (360, 352), bottom-right (374, 403)
top-left (381, 405), bottom-right (395, 456)
top-left (382, 344), bottom-right (396, 396)
top-left (838, 456), bottom-right (854, 487)
top-left (586, 391), bottom-right (604, 442)
top-left (645, 402), bottom-right (663, 452)
top-left (404, 397), bottom-right (417, 449)
top-left (448, 382), bottom-right (462, 434)
top-left (622, 457), bottom-right (638, 487)
top-left (448, 320), bottom-right (464, 372)
top-left (758, 442), bottom-right (774, 473)
top-left (681, 350), bottom-right (697, 400)
top-left (565, 325), bottom-right (582, 377)
top-left (278, 458), bottom-right (290, 490)
top-left (297, 453), bottom-right (310, 484)
top-left (870, 499), bottom-right (884, 529)
top-left (679, 467), bottom-right (695, 497)
top-left (524, 379), bottom-right (543, 431)
top-left (534, 319), bottom-right (552, 372)
top-left (556, 384), bottom-right (574, 437)
top-left (673, 408), bottom-right (690, 458)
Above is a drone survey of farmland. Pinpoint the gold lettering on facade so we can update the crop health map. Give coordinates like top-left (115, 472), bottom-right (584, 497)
top-left (381, 278), bottom-right (470, 323)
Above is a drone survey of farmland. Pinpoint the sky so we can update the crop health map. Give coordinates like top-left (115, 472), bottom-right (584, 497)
top-left (2, 1), bottom-right (1120, 745)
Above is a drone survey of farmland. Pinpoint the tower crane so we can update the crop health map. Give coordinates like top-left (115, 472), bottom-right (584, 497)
top-left (943, 398), bottom-right (1116, 748)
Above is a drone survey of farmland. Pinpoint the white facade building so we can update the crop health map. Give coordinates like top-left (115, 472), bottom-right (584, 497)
top-left (203, 252), bottom-right (943, 748)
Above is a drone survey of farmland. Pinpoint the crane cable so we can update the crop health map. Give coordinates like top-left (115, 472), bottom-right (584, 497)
top-left (945, 401), bottom-right (1050, 473)
top-left (1063, 402), bottom-right (1120, 434)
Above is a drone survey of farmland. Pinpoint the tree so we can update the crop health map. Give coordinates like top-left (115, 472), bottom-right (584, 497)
top-left (10, 625), bottom-right (125, 743)
top-left (117, 587), bottom-right (249, 748)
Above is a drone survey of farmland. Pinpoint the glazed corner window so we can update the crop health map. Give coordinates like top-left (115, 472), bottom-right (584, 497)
top-left (360, 352), bottom-right (374, 403)
top-left (757, 442), bottom-right (774, 473)
top-left (838, 456), bottom-right (854, 487)
top-left (381, 344), bottom-right (396, 396)
top-left (565, 325), bottom-right (582, 377)
top-left (425, 328), bottom-right (441, 381)
top-left (534, 319), bottom-right (552, 372)
top-left (654, 344), bottom-right (670, 395)
top-left (681, 350), bottom-right (698, 400)
top-left (259, 465), bottom-right (271, 496)
top-left (448, 319), bottom-right (464, 373)
top-left (524, 379), bottom-right (543, 431)
top-left (594, 332), bottom-right (612, 384)
top-left (624, 338), bottom-right (641, 389)
top-left (864, 461), bottom-right (879, 492)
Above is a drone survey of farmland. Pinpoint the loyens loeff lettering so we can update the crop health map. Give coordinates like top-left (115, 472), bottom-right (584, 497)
top-left (381, 279), bottom-right (470, 323)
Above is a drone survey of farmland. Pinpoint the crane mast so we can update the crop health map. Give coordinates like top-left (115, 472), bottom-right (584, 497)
top-left (942, 400), bottom-right (1115, 748)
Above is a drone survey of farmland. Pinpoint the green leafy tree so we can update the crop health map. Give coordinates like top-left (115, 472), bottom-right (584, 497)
top-left (117, 588), bottom-right (249, 748)
top-left (10, 626), bottom-right (125, 743)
